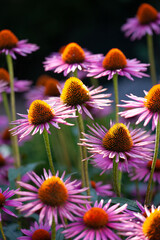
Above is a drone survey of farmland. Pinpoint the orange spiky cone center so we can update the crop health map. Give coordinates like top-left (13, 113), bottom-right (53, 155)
top-left (62, 42), bottom-right (85, 63)
top-left (0, 193), bottom-right (5, 208)
top-left (102, 123), bottom-right (133, 152)
top-left (60, 77), bottom-right (90, 106)
top-left (137, 3), bottom-right (158, 24)
top-left (0, 154), bottom-right (5, 167)
top-left (0, 68), bottom-right (10, 83)
top-left (147, 159), bottom-right (160, 172)
top-left (83, 207), bottom-right (108, 229)
top-left (32, 229), bottom-right (50, 240)
top-left (38, 176), bottom-right (68, 207)
top-left (102, 48), bottom-right (127, 70)
top-left (0, 29), bottom-right (18, 50)
top-left (28, 100), bottom-right (55, 125)
top-left (144, 84), bottom-right (160, 113)
top-left (142, 209), bottom-right (160, 240)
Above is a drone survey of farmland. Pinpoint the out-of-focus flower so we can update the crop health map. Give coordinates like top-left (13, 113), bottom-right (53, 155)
top-left (121, 3), bottom-right (160, 40)
top-left (0, 29), bottom-right (39, 59)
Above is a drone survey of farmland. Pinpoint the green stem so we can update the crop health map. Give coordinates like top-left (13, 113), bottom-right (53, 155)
top-left (145, 115), bottom-right (160, 205)
top-left (57, 129), bottom-right (72, 172)
top-left (0, 220), bottom-right (6, 240)
top-left (113, 73), bottom-right (119, 123)
top-left (90, 77), bottom-right (99, 88)
top-left (6, 54), bottom-right (21, 171)
top-left (51, 216), bottom-right (56, 240)
top-left (73, 68), bottom-right (78, 78)
top-left (147, 34), bottom-right (157, 85)
top-left (43, 129), bottom-right (55, 175)
top-left (76, 110), bottom-right (90, 196)
top-left (2, 91), bottom-right (11, 122)
top-left (113, 158), bottom-right (121, 197)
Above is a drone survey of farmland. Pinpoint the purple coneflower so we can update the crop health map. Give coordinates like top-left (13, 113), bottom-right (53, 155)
top-left (25, 74), bottom-right (61, 106)
top-left (0, 187), bottom-right (20, 221)
top-left (87, 48), bottom-right (149, 80)
top-left (80, 122), bottom-right (154, 173)
top-left (119, 84), bottom-right (160, 131)
top-left (0, 153), bottom-right (14, 185)
top-left (91, 180), bottom-right (113, 197)
top-left (18, 221), bottom-right (51, 240)
top-left (10, 99), bottom-right (75, 141)
top-left (0, 68), bottom-right (32, 95)
top-left (130, 159), bottom-right (160, 184)
top-left (44, 42), bottom-right (102, 76)
top-left (16, 169), bottom-right (90, 226)
top-left (120, 205), bottom-right (160, 239)
top-left (63, 199), bottom-right (128, 240)
top-left (121, 3), bottom-right (160, 41)
top-left (0, 29), bottom-right (39, 59)
top-left (47, 77), bottom-right (112, 119)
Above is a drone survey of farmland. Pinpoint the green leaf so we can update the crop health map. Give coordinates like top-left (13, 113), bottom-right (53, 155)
top-left (8, 162), bottom-right (43, 189)
top-left (104, 197), bottom-right (141, 212)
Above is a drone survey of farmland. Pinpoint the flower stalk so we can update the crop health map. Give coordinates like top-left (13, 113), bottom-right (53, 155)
top-left (6, 54), bottom-right (21, 170)
top-left (0, 219), bottom-right (6, 240)
top-left (43, 129), bottom-right (55, 176)
top-left (145, 115), bottom-right (160, 205)
top-left (76, 110), bottom-right (90, 196)
top-left (147, 34), bottom-right (157, 85)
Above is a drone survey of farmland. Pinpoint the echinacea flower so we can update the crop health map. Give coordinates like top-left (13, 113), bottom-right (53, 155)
top-left (87, 48), bottom-right (149, 80)
top-left (63, 199), bottom-right (128, 240)
top-left (10, 99), bottom-right (76, 141)
top-left (0, 187), bottom-right (20, 221)
top-left (0, 68), bottom-right (32, 96)
top-left (18, 221), bottom-right (51, 240)
top-left (16, 169), bottom-right (90, 226)
top-left (0, 153), bottom-right (14, 185)
top-left (120, 205), bottom-right (160, 239)
top-left (90, 180), bottom-right (113, 197)
top-left (130, 159), bottom-right (160, 184)
top-left (44, 42), bottom-right (102, 76)
top-left (47, 77), bottom-right (112, 119)
top-left (80, 122), bottom-right (154, 173)
top-left (121, 3), bottom-right (160, 41)
top-left (25, 74), bottom-right (61, 106)
top-left (119, 84), bottom-right (160, 131)
top-left (0, 29), bottom-right (39, 59)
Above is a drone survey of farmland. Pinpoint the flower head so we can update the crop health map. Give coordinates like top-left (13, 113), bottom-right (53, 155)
top-left (120, 205), bottom-right (160, 239)
top-left (16, 170), bottom-right (90, 226)
top-left (44, 42), bottom-right (102, 76)
top-left (80, 122), bottom-right (154, 173)
top-left (10, 100), bottom-right (76, 140)
top-left (0, 68), bottom-right (32, 95)
top-left (0, 29), bottom-right (39, 59)
top-left (25, 74), bottom-right (61, 106)
top-left (87, 48), bottom-right (149, 80)
top-left (0, 153), bottom-right (14, 185)
top-left (91, 180), bottom-right (113, 197)
top-left (18, 221), bottom-right (51, 240)
top-left (63, 199), bottom-right (128, 240)
top-left (0, 187), bottom-right (20, 221)
top-left (121, 3), bottom-right (160, 40)
top-left (48, 77), bottom-right (112, 119)
top-left (130, 159), bottom-right (160, 184)
top-left (119, 84), bottom-right (160, 131)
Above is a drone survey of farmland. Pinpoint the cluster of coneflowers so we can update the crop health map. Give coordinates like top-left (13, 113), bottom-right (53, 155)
top-left (0, 2), bottom-right (160, 240)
